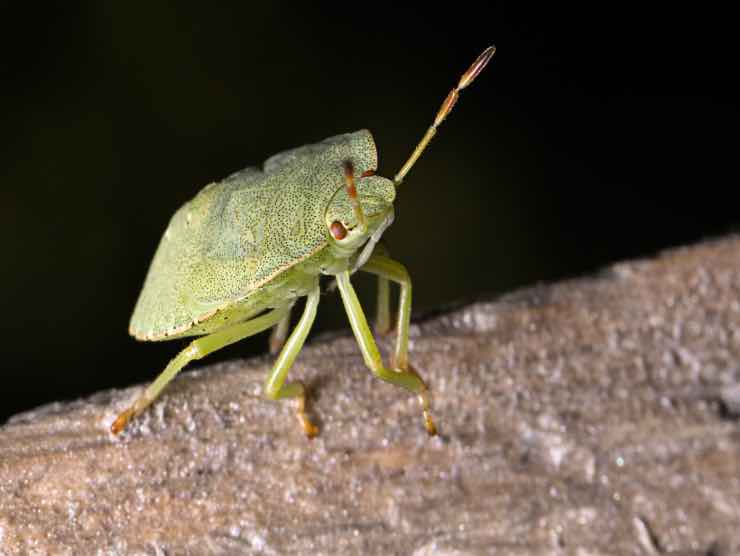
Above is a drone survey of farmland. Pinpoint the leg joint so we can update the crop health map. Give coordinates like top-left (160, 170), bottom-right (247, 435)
top-left (263, 382), bottom-right (279, 400)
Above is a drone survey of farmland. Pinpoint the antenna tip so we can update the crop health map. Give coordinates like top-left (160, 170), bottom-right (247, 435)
top-left (460, 45), bottom-right (497, 89)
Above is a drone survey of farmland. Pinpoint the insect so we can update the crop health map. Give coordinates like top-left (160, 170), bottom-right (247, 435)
top-left (112, 46), bottom-right (496, 437)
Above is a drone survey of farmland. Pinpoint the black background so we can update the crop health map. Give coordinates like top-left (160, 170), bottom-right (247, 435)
top-left (1, 4), bottom-right (738, 423)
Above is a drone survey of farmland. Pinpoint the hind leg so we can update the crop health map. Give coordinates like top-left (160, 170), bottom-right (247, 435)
top-left (112, 305), bottom-right (290, 434)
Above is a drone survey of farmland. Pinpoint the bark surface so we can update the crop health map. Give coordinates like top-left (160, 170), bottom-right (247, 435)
top-left (1, 238), bottom-right (739, 555)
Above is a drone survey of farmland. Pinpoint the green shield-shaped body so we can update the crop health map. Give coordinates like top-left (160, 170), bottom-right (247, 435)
top-left (129, 130), bottom-right (379, 341)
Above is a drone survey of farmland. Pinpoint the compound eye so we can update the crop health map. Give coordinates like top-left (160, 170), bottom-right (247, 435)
top-left (330, 220), bottom-right (347, 240)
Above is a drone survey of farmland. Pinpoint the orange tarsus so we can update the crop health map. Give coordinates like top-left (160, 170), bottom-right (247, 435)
top-left (110, 408), bottom-right (134, 435)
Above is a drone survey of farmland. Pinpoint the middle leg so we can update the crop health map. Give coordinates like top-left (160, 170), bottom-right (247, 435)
top-left (370, 242), bottom-right (392, 335)
top-left (264, 285), bottom-right (321, 437)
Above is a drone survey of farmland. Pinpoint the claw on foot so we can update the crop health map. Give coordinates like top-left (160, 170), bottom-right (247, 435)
top-left (111, 407), bottom-right (135, 435)
top-left (296, 387), bottom-right (319, 438)
top-left (392, 360), bottom-right (437, 435)
top-left (419, 391), bottom-right (438, 436)
top-left (299, 413), bottom-right (320, 438)
top-left (423, 407), bottom-right (438, 436)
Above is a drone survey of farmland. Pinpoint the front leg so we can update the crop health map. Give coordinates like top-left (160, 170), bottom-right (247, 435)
top-left (335, 271), bottom-right (436, 435)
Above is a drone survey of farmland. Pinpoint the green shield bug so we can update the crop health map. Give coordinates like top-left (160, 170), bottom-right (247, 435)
top-left (112, 46), bottom-right (496, 437)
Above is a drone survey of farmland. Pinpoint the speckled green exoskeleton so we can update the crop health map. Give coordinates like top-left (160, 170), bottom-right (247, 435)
top-left (112, 46), bottom-right (496, 437)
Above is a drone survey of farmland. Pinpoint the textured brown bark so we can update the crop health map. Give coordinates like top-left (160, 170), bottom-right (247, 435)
top-left (1, 238), bottom-right (739, 555)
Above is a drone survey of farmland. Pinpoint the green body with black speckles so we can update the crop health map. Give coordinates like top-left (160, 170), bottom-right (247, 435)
top-left (129, 129), bottom-right (395, 341)
top-left (116, 45), bottom-right (492, 437)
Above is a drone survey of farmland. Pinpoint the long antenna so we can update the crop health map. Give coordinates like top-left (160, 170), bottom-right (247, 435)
top-left (393, 45), bottom-right (496, 187)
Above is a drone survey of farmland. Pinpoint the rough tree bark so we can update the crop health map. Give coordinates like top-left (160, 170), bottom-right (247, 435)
top-left (1, 237), bottom-right (739, 555)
